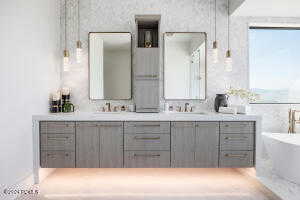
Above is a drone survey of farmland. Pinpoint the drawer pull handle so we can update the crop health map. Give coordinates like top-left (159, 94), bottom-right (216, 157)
top-left (136, 75), bottom-right (158, 78)
top-left (134, 124), bottom-right (161, 127)
top-left (133, 154), bottom-right (161, 157)
top-left (47, 136), bottom-right (69, 140)
top-left (134, 136), bottom-right (161, 140)
top-left (98, 125), bottom-right (122, 127)
top-left (224, 137), bottom-right (248, 140)
top-left (47, 153), bottom-right (56, 158)
top-left (47, 153), bottom-right (69, 157)
top-left (225, 153), bottom-right (247, 158)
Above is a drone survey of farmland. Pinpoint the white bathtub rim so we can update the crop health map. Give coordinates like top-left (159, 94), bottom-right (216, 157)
top-left (262, 132), bottom-right (300, 146)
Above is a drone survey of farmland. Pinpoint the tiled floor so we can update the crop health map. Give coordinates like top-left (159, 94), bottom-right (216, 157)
top-left (20, 168), bottom-right (281, 200)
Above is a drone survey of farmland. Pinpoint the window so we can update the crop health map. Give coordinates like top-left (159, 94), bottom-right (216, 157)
top-left (249, 27), bottom-right (300, 104)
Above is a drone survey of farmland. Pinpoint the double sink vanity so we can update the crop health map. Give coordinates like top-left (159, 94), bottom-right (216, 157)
top-left (32, 15), bottom-right (261, 183)
top-left (33, 112), bottom-right (261, 182)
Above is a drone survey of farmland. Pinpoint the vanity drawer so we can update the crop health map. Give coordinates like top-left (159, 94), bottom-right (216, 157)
top-left (40, 150), bottom-right (75, 168)
top-left (124, 151), bottom-right (170, 168)
top-left (125, 134), bottom-right (170, 151)
top-left (124, 122), bottom-right (170, 134)
top-left (220, 122), bottom-right (255, 134)
top-left (40, 134), bottom-right (75, 151)
top-left (40, 122), bottom-right (75, 134)
top-left (219, 151), bottom-right (254, 168)
top-left (220, 134), bottom-right (254, 151)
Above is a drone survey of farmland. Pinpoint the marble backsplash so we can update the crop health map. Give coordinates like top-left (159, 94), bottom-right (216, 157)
top-left (60, 0), bottom-right (300, 132)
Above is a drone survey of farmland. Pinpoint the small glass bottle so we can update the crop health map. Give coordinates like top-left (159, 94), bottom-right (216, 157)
top-left (144, 31), bottom-right (152, 48)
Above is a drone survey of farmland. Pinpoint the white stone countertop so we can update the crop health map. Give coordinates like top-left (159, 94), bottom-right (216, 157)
top-left (32, 112), bottom-right (262, 122)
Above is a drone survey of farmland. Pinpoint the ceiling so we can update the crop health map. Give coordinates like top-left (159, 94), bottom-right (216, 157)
top-left (232, 0), bottom-right (300, 17)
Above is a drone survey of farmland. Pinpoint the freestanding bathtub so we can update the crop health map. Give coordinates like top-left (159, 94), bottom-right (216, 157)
top-left (262, 132), bottom-right (300, 185)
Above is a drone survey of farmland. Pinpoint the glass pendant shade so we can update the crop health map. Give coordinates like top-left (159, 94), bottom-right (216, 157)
top-left (63, 50), bottom-right (70, 72)
top-left (212, 41), bottom-right (218, 63)
top-left (76, 41), bottom-right (82, 63)
top-left (225, 50), bottom-right (232, 72)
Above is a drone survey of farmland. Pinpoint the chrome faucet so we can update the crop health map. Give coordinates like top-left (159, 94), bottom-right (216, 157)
top-left (105, 102), bottom-right (111, 112)
top-left (288, 109), bottom-right (300, 133)
top-left (184, 103), bottom-right (190, 112)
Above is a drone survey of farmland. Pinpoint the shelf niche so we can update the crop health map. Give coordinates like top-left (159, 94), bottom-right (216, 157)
top-left (136, 15), bottom-right (160, 48)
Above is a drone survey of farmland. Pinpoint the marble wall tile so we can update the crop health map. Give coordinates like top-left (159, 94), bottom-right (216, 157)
top-left (60, 0), bottom-right (300, 132)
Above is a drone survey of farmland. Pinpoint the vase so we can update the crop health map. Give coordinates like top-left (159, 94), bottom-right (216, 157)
top-left (229, 96), bottom-right (247, 106)
top-left (214, 94), bottom-right (229, 112)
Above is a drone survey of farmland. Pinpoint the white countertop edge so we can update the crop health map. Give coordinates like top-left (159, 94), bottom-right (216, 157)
top-left (32, 112), bottom-right (262, 122)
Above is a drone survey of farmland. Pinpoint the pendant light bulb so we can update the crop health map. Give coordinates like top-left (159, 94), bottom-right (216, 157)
top-left (212, 41), bottom-right (218, 63)
top-left (76, 41), bottom-right (82, 63)
top-left (225, 50), bottom-right (232, 72)
top-left (63, 50), bottom-right (70, 72)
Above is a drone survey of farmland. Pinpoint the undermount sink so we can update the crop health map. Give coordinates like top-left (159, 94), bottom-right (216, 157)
top-left (167, 112), bottom-right (207, 115)
top-left (94, 112), bottom-right (128, 114)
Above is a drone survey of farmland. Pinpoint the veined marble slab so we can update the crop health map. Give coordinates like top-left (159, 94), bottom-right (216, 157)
top-left (32, 112), bottom-right (262, 122)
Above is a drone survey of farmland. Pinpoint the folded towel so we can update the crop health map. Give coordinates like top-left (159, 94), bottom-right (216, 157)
top-left (219, 107), bottom-right (237, 114)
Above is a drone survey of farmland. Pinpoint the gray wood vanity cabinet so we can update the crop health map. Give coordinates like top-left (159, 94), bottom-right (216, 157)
top-left (219, 122), bottom-right (255, 167)
top-left (124, 122), bottom-right (170, 167)
top-left (135, 48), bottom-right (160, 113)
top-left (76, 122), bottom-right (123, 168)
top-left (39, 121), bottom-right (255, 168)
top-left (171, 122), bottom-right (219, 168)
top-left (40, 121), bottom-right (123, 168)
top-left (40, 122), bottom-right (76, 168)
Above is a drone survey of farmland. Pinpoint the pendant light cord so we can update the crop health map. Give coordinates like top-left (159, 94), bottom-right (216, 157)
top-left (65, 0), bottom-right (67, 49)
top-left (214, 0), bottom-right (217, 41)
top-left (227, 0), bottom-right (230, 50)
top-left (77, 0), bottom-right (80, 41)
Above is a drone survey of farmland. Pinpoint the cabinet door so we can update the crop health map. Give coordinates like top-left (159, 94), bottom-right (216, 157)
top-left (136, 48), bottom-right (159, 78)
top-left (76, 122), bottom-right (100, 168)
top-left (99, 122), bottom-right (124, 168)
top-left (195, 122), bottom-right (220, 168)
top-left (135, 79), bottom-right (159, 112)
top-left (171, 122), bottom-right (195, 167)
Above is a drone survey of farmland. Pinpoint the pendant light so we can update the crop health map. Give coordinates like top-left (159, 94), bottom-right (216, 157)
top-left (225, 0), bottom-right (233, 72)
top-left (63, 0), bottom-right (70, 71)
top-left (212, 0), bottom-right (218, 63)
top-left (76, 0), bottom-right (82, 63)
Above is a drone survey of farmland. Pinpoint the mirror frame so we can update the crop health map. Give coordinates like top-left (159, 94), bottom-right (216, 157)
top-left (163, 32), bottom-right (207, 101)
top-left (88, 32), bottom-right (133, 100)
